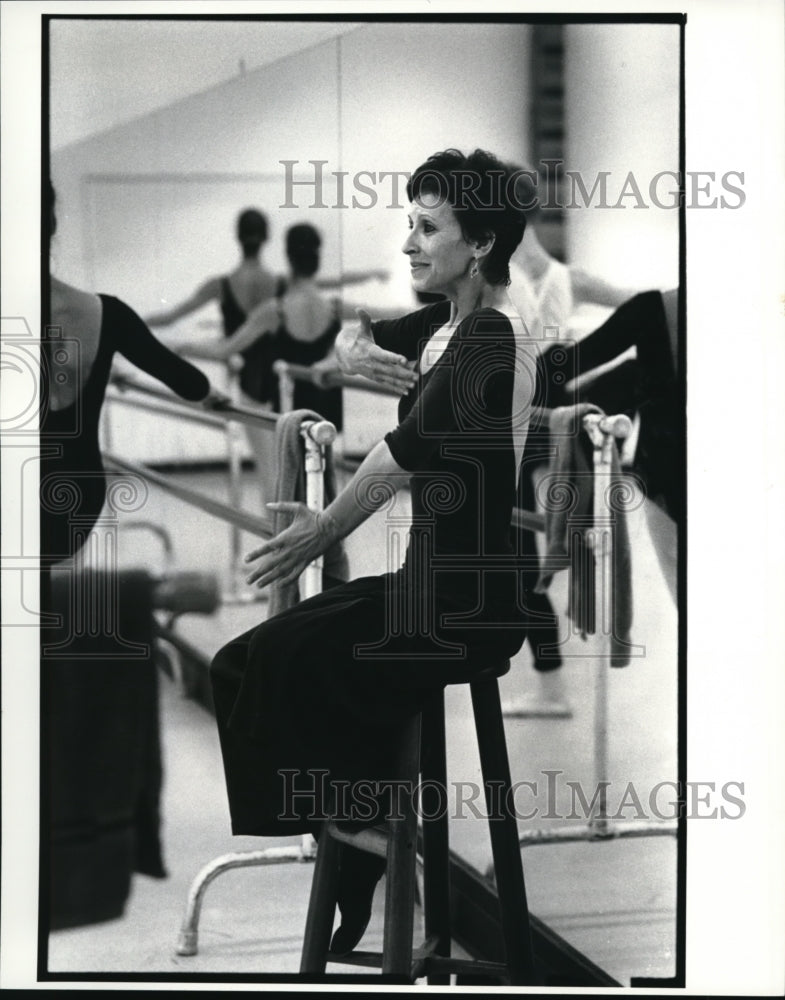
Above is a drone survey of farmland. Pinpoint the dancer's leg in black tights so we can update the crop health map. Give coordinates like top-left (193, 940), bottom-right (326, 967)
top-left (516, 458), bottom-right (563, 673)
top-left (539, 290), bottom-right (676, 413)
top-left (311, 823), bottom-right (385, 954)
top-left (537, 290), bottom-right (682, 523)
top-left (572, 290), bottom-right (674, 384)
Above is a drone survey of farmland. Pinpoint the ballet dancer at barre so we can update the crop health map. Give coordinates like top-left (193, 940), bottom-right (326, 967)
top-left (42, 180), bottom-right (226, 573)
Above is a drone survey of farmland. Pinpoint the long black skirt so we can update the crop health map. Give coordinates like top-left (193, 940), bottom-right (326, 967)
top-left (210, 571), bottom-right (528, 836)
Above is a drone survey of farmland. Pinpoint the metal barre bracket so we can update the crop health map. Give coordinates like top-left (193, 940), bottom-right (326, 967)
top-left (582, 412), bottom-right (633, 443)
top-left (175, 837), bottom-right (317, 956)
top-left (301, 419), bottom-right (337, 447)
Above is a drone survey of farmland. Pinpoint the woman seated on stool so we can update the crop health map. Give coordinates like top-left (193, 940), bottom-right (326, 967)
top-left (209, 149), bottom-right (538, 954)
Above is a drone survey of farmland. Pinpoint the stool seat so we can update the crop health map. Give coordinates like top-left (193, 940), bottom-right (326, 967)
top-left (299, 660), bottom-right (536, 985)
top-left (445, 657), bottom-right (511, 685)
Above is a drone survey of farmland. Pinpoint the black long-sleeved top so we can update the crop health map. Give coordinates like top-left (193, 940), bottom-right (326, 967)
top-left (374, 301), bottom-right (535, 610)
top-left (41, 294), bottom-right (210, 562)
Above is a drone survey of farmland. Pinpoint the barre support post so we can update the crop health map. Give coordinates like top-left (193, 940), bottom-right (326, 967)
top-left (226, 355), bottom-right (246, 597)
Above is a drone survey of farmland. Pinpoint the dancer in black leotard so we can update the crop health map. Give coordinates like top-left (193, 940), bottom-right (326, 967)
top-left (188, 225), bottom-right (341, 417)
top-left (209, 149), bottom-right (537, 954)
top-left (41, 292), bottom-right (212, 563)
top-left (179, 224), bottom-right (347, 502)
top-left (42, 183), bottom-right (215, 566)
top-left (145, 209), bottom-right (276, 401)
top-left (146, 210), bottom-right (387, 401)
top-left (148, 213), bottom-right (387, 502)
top-left (42, 185), bottom-right (221, 931)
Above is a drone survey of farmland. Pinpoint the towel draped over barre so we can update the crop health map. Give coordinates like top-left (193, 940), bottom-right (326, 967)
top-left (535, 404), bottom-right (634, 668)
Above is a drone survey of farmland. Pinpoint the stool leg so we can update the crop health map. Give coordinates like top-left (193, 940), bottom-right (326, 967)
top-left (300, 827), bottom-right (342, 974)
top-left (381, 711), bottom-right (421, 978)
top-left (471, 677), bottom-right (536, 986)
top-left (421, 688), bottom-right (451, 984)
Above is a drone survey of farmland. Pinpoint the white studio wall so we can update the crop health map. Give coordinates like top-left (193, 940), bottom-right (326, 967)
top-left (49, 20), bottom-right (533, 464)
top-left (564, 23), bottom-right (681, 290)
top-left (338, 22), bottom-right (532, 306)
top-left (50, 27), bottom-right (343, 312)
top-left (50, 25), bottom-right (343, 464)
top-left (51, 21), bottom-right (532, 314)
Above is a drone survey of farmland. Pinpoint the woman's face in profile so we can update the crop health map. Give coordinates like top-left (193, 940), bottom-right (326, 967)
top-left (403, 191), bottom-right (474, 298)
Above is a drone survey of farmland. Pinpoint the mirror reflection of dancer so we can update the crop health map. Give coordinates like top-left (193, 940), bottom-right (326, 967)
top-left (178, 223), bottom-right (365, 504)
top-left (145, 208), bottom-right (278, 403)
top-left (146, 210), bottom-right (387, 501)
top-left (210, 149), bottom-right (538, 956)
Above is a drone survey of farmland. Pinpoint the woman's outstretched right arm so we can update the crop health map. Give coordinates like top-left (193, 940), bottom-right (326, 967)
top-left (244, 439), bottom-right (408, 589)
top-left (145, 276), bottom-right (221, 327)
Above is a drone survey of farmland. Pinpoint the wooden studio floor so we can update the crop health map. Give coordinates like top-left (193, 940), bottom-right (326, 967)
top-left (47, 460), bottom-right (679, 987)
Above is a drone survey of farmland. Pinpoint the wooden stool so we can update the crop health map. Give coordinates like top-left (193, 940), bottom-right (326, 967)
top-left (299, 661), bottom-right (536, 984)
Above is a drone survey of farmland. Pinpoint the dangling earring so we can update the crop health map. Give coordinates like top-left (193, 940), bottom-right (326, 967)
top-left (470, 258), bottom-right (479, 279)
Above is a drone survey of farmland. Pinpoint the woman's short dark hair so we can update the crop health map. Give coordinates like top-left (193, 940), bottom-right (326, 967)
top-left (507, 166), bottom-right (543, 225)
top-left (406, 148), bottom-right (527, 286)
top-left (236, 208), bottom-right (268, 256)
top-left (286, 223), bottom-right (321, 278)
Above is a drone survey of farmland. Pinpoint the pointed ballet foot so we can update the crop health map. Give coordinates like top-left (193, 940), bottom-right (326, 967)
top-left (329, 909), bottom-right (374, 956)
top-left (329, 848), bottom-right (385, 955)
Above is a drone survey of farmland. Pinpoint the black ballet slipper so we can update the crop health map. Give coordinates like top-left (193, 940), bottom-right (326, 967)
top-left (329, 911), bottom-right (373, 957)
top-left (329, 848), bottom-right (385, 955)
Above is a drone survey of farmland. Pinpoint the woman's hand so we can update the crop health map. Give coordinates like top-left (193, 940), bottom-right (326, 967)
top-left (201, 387), bottom-right (233, 410)
top-left (309, 355), bottom-right (341, 389)
top-left (335, 308), bottom-right (417, 394)
top-left (244, 502), bottom-right (338, 589)
top-left (178, 340), bottom-right (224, 361)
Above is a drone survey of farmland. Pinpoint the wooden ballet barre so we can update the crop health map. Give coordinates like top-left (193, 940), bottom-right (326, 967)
top-left (110, 373), bottom-right (279, 429)
top-left (108, 372), bottom-right (336, 603)
top-left (105, 389), bottom-right (229, 429)
top-left (110, 372), bottom-right (337, 446)
top-left (271, 363), bottom-right (616, 444)
top-left (103, 422), bottom-right (336, 541)
top-left (273, 365), bottom-right (566, 441)
top-left (273, 359), bottom-right (405, 410)
top-left (514, 818), bottom-right (678, 848)
top-left (511, 508), bottom-right (546, 535)
top-left (103, 453), bottom-right (275, 539)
